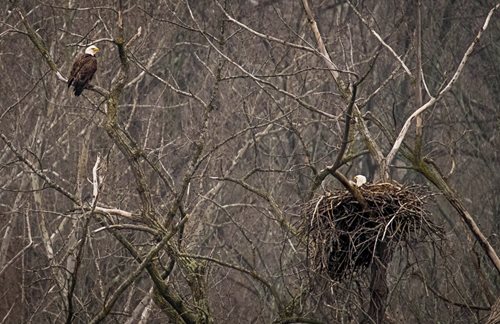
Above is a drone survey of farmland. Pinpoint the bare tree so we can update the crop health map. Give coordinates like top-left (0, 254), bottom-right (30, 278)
top-left (0, 0), bottom-right (499, 323)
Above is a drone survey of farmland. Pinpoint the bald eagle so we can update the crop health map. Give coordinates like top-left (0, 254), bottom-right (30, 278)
top-left (352, 175), bottom-right (367, 187)
top-left (68, 45), bottom-right (99, 96)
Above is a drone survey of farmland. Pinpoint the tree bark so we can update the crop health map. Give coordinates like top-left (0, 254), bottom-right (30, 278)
top-left (362, 241), bottom-right (393, 324)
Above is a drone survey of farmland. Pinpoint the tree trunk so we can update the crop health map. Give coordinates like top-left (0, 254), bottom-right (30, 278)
top-left (362, 242), bottom-right (393, 324)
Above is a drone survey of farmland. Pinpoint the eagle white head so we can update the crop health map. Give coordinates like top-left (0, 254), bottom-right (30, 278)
top-left (353, 175), bottom-right (367, 187)
top-left (85, 45), bottom-right (100, 56)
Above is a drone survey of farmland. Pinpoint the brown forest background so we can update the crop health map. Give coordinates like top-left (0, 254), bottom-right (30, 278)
top-left (1, 0), bottom-right (499, 323)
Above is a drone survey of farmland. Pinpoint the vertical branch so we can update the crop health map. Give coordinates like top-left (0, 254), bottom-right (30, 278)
top-left (301, 0), bottom-right (387, 180)
top-left (308, 84), bottom-right (358, 197)
top-left (414, 0), bottom-right (423, 157)
top-left (75, 130), bottom-right (91, 204)
top-left (0, 177), bottom-right (30, 272)
top-left (0, 215), bottom-right (14, 271)
top-left (91, 154), bottom-right (102, 208)
top-left (0, 212), bottom-right (33, 277)
top-left (301, 0), bottom-right (343, 91)
top-left (346, 0), bottom-right (412, 76)
top-left (362, 242), bottom-right (393, 324)
top-left (99, 2), bottom-right (206, 322)
top-left (65, 155), bottom-right (100, 324)
top-left (103, 2), bottom-right (157, 225)
top-left (384, 3), bottom-right (500, 171)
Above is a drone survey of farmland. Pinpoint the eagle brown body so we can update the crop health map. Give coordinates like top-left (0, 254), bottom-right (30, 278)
top-left (68, 46), bottom-right (99, 96)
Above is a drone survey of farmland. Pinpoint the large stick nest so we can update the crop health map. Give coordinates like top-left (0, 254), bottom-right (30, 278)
top-left (301, 182), bottom-right (443, 280)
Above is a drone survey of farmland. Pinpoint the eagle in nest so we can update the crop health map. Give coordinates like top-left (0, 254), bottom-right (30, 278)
top-left (68, 45), bottom-right (99, 96)
top-left (350, 175), bottom-right (367, 187)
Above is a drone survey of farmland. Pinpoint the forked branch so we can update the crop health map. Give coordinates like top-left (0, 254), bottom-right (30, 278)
top-left (384, 3), bottom-right (500, 171)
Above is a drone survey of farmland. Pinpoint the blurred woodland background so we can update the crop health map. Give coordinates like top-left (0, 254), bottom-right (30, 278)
top-left (1, 0), bottom-right (499, 323)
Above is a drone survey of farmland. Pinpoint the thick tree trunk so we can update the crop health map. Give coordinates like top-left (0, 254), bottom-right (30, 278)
top-left (362, 242), bottom-right (393, 324)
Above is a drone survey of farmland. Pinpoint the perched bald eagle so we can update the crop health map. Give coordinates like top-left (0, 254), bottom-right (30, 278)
top-left (68, 45), bottom-right (99, 96)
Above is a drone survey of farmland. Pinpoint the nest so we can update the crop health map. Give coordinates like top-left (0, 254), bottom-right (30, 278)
top-left (301, 182), bottom-right (443, 280)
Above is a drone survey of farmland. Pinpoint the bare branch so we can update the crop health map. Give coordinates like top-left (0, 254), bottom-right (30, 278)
top-left (0, 132), bottom-right (78, 203)
top-left (88, 215), bottom-right (191, 324)
top-left (346, 0), bottom-right (413, 77)
top-left (384, 3), bottom-right (500, 170)
top-left (215, 0), bottom-right (318, 55)
top-left (0, 211), bottom-right (32, 276)
top-left (301, 0), bottom-right (342, 88)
